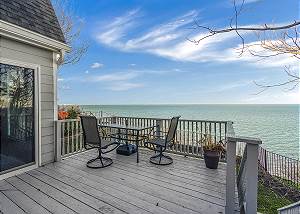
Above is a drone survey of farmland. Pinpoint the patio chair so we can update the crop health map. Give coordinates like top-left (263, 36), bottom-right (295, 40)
top-left (144, 116), bottom-right (180, 165)
top-left (80, 115), bottom-right (120, 168)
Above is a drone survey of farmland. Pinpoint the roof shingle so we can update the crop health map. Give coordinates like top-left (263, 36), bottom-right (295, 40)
top-left (0, 0), bottom-right (66, 43)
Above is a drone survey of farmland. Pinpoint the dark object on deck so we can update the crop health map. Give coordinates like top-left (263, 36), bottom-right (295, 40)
top-left (204, 151), bottom-right (220, 169)
top-left (116, 144), bottom-right (137, 155)
top-left (144, 116), bottom-right (180, 165)
top-left (80, 116), bottom-right (120, 168)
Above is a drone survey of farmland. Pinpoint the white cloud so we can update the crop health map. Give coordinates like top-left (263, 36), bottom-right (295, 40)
top-left (129, 63), bottom-right (136, 66)
top-left (107, 82), bottom-right (144, 91)
top-left (96, 9), bottom-right (140, 46)
top-left (85, 70), bottom-right (89, 74)
top-left (67, 68), bottom-right (186, 92)
top-left (95, 10), bottom-right (298, 70)
top-left (86, 72), bottom-right (138, 82)
top-left (91, 62), bottom-right (104, 69)
top-left (83, 68), bottom-right (184, 83)
top-left (58, 78), bottom-right (64, 81)
top-left (96, 10), bottom-right (200, 52)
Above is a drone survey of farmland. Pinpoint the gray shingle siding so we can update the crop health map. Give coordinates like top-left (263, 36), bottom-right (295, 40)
top-left (0, 0), bottom-right (66, 43)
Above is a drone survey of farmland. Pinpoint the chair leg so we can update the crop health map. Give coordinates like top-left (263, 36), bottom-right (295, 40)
top-left (86, 149), bottom-right (113, 169)
top-left (149, 148), bottom-right (173, 165)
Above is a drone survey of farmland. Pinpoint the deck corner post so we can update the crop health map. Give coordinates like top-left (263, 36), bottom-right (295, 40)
top-left (245, 143), bottom-right (259, 213)
top-left (55, 120), bottom-right (62, 162)
top-left (225, 138), bottom-right (237, 214)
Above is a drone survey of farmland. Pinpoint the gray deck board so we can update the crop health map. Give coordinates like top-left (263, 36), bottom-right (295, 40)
top-left (70, 154), bottom-right (226, 206)
top-left (5, 176), bottom-right (76, 214)
top-left (0, 180), bottom-right (51, 214)
top-left (0, 149), bottom-right (238, 214)
top-left (0, 191), bottom-right (26, 214)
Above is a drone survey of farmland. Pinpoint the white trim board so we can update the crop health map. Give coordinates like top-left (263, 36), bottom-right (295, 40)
top-left (0, 58), bottom-right (41, 180)
top-left (0, 20), bottom-right (70, 53)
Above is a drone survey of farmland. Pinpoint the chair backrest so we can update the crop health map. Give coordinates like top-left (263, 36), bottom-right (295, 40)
top-left (80, 115), bottom-right (101, 148)
top-left (165, 116), bottom-right (180, 145)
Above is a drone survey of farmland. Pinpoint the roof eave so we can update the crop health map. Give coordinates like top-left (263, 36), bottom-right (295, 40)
top-left (0, 20), bottom-right (71, 52)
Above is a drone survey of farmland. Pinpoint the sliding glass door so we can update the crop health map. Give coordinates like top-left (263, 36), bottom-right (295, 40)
top-left (0, 63), bottom-right (35, 173)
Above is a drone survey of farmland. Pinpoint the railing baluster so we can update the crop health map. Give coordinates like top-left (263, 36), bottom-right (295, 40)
top-left (71, 121), bottom-right (74, 153)
top-left (214, 122), bottom-right (217, 143)
top-left (75, 120), bottom-right (78, 152)
top-left (62, 122), bottom-right (65, 156)
top-left (67, 121), bottom-right (70, 154)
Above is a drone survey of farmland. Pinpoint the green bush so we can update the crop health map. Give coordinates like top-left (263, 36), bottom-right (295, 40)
top-left (257, 182), bottom-right (292, 214)
top-left (66, 105), bottom-right (81, 119)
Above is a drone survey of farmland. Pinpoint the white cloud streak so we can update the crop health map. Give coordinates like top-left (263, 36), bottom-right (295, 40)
top-left (80, 68), bottom-right (184, 91)
top-left (95, 10), bottom-right (298, 69)
top-left (91, 62), bottom-right (104, 69)
top-left (107, 82), bottom-right (144, 91)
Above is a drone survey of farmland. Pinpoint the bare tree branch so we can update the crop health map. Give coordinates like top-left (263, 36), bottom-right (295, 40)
top-left (254, 66), bottom-right (299, 94)
top-left (52, 0), bottom-right (89, 67)
top-left (190, 0), bottom-right (300, 92)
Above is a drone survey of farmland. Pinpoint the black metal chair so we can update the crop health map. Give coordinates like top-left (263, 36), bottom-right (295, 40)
top-left (80, 115), bottom-right (120, 168)
top-left (144, 116), bottom-right (180, 165)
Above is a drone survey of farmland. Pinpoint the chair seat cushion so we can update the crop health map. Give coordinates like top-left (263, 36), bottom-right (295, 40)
top-left (145, 138), bottom-right (166, 147)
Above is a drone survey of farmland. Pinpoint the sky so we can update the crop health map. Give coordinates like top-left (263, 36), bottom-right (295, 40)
top-left (58, 0), bottom-right (300, 104)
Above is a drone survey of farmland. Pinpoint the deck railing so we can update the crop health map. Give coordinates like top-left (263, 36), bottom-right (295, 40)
top-left (55, 119), bottom-right (84, 160)
top-left (55, 116), bottom-right (231, 159)
top-left (112, 116), bottom-right (230, 157)
top-left (258, 146), bottom-right (300, 187)
top-left (278, 201), bottom-right (300, 214)
top-left (225, 121), bottom-right (262, 214)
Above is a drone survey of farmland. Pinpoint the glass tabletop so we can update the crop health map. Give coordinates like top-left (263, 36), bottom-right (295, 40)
top-left (98, 123), bottom-right (156, 131)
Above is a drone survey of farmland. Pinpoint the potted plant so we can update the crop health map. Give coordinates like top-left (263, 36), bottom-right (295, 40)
top-left (202, 135), bottom-right (226, 169)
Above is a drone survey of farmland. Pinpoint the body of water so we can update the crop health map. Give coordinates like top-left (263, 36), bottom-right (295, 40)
top-left (80, 104), bottom-right (299, 159)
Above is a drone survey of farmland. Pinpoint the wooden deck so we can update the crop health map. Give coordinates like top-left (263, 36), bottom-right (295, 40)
top-left (0, 149), bottom-right (237, 214)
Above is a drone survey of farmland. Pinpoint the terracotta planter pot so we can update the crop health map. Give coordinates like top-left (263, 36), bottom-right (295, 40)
top-left (204, 150), bottom-right (220, 169)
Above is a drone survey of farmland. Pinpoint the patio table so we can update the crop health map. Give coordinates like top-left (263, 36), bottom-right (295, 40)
top-left (98, 123), bottom-right (156, 163)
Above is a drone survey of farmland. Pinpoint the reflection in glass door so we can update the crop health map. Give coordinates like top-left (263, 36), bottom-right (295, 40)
top-left (0, 63), bottom-right (35, 173)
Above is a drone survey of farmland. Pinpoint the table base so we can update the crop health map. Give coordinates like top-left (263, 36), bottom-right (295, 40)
top-left (116, 144), bottom-right (137, 156)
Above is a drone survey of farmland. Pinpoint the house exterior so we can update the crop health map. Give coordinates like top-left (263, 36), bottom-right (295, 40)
top-left (0, 0), bottom-right (70, 179)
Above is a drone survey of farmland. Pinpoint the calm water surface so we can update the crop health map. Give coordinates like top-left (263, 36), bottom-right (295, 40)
top-left (80, 104), bottom-right (299, 159)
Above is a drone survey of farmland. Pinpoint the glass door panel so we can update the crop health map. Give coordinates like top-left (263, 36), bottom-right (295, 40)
top-left (0, 63), bottom-right (35, 173)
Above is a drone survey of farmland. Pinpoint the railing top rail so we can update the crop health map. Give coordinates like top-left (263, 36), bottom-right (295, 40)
top-left (277, 201), bottom-right (300, 211)
top-left (57, 115), bottom-right (233, 124)
top-left (57, 119), bottom-right (80, 122)
top-left (227, 135), bottom-right (262, 145)
top-left (113, 115), bottom-right (231, 123)
top-left (56, 116), bottom-right (113, 123)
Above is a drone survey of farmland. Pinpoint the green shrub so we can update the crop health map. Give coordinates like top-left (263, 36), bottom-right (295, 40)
top-left (66, 105), bottom-right (81, 119)
top-left (258, 182), bottom-right (292, 214)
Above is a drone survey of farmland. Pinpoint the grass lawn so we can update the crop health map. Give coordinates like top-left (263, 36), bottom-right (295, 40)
top-left (257, 182), bottom-right (292, 214)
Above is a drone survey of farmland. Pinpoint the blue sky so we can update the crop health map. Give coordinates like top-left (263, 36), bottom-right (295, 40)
top-left (58, 0), bottom-right (299, 104)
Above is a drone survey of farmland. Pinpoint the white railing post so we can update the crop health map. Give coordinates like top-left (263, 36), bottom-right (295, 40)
top-left (55, 120), bottom-right (62, 162)
top-left (227, 136), bottom-right (262, 214)
top-left (225, 138), bottom-right (237, 214)
top-left (245, 143), bottom-right (259, 213)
